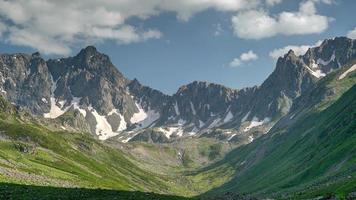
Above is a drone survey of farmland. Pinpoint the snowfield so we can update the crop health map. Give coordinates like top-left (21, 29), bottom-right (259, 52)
top-left (339, 64), bottom-right (356, 80)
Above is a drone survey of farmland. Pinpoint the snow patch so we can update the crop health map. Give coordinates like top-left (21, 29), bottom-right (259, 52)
top-left (44, 98), bottom-right (69, 119)
top-left (248, 135), bottom-right (254, 143)
top-left (305, 65), bottom-right (326, 78)
top-left (208, 118), bottom-right (221, 128)
top-left (43, 76), bottom-right (70, 119)
top-left (160, 126), bottom-right (185, 137)
top-left (244, 117), bottom-right (270, 132)
top-left (223, 111), bottom-right (233, 123)
top-left (72, 97), bottom-right (86, 117)
top-left (187, 127), bottom-right (198, 136)
top-left (176, 127), bottom-right (184, 137)
top-left (41, 98), bottom-right (48, 104)
top-left (190, 101), bottom-right (196, 115)
top-left (228, 134), bottom-right (236, 141)
top-left (130, 101), bottom-right (160, 130)
top-left (158, 127), bottom-right (176, 138)
top-left (317, 51), bottom-right (335, 66)
top-left (199, 120), bottom-right (205, 128)
top-left (107, 109), bottom-right (127, 132)
top-left (130, 101), bottom-right (147, 124)
top-left (0, 88), bottom-right (6, 94)
top-left (174, 101), bottom-right (180, 115)
top-left (88, 107), bottom-right (127, 140)
top-left (339, 64), bottom-right (356, 80)
top-left (241, 111), bottom-right (250, 123)
top-left (178, 119), bottom-right (186, 125)
top-left (122, 137), bottom-right (132, 143)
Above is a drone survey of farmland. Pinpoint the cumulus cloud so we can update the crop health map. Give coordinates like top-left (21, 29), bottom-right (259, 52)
top-left (232, 0), bottom-right (330, 39)
top-left (0, 0), bottom-right (258, 55)
top-left (160, 0), bottom-right (260, 21)
top-left (269, 40), bottom-right (323, 59)
top-left (229, 50), bottom-right (258, 67)
top-left (347, 27), bottom-right (356, 39)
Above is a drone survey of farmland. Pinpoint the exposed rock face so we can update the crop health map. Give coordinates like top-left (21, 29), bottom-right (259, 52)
top-left (47, 46), bottom-right (133, 114)
top-left (0, 37), bottom-right (355, 143)
top-left (0, 52), bottom-right (52, 114)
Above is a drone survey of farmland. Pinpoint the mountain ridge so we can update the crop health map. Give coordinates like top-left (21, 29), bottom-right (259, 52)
top-left (0, 36), bottom-right (355, 200)
top-left (0, 36), bottom-right (355, 143)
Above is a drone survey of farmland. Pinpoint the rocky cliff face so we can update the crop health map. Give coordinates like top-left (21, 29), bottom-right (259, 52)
top-left (0, 52), bottom-right (52, 114)
top-left (0, 37), bottom-right (354, 143)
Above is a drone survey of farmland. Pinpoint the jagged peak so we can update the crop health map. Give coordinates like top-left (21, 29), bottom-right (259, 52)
top-left (31, 52), bottom-right (41, 58)
top-left (74, 45), bottom-right (104, 62)
top-left (285, 49), bottom-right (297, 59)
top-left (128, 78), bottom-right (142, 88)
top-left (79, 45), bottom-right (98, 56)
top-left (176, 81), bottom-right (235, 96)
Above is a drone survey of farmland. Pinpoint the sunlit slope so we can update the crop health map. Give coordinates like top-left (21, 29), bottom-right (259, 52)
top-left (193, 65), bottom-right (356, 199)
top-left (0, 97), bottom-right (194, 197)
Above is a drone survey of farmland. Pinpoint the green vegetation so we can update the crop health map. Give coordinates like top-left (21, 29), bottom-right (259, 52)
top-left (0, 104), bottom-right (197, 198)
top-left (192, 68), bottom-right (356, 199)
top-left (0, 66), bottom-right (355, 199)
top-left (0, 183), bottom-right (192, 200)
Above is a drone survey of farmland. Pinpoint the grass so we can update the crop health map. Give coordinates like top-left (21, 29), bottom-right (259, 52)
top-left (0, 116), bottom-right (195, 196)
top-left (192, 67), bottom-right (356, 199)
top-left (0, 183), bottom-right (192, 200)
top-left (0, 65), bottom-right (354, 199)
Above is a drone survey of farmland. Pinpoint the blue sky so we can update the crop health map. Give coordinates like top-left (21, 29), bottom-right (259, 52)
top-left (0, 0), bottom-right (355, 94)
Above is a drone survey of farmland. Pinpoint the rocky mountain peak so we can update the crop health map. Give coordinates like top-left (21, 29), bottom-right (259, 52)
top-left (77, 45), bottom-right (99, 58)
top-left (31, 52), bottom-right (41, 58)
top-left (302, 37), bottom-right (356, 77)
top-left (0, 37), bottom-right (354, 143)
top-left (286, 49), bottom-right (296, 57)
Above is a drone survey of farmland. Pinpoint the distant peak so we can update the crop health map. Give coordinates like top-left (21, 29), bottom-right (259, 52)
top-left (286, 49), bottom-right (295, 57)
top-left (318, 36), bottom-right (353, 49)
top-left (177, 81), bottom-right (232, 94)
top-left (77, 45), bottom-right (99, 57)
top-left (130, 78), bottom-right (141, 86)
top-left (31, 52), bottom-right (41, 57)
top-left (84, 45), bottom-right (97, 51)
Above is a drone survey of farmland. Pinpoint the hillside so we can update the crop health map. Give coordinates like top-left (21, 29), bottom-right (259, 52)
top-left (0, 37), bottom-right (355, 199)
top-left (191, 64), bottom-right (356, 199)
top-left (0, 97), bottom-right (197, 197)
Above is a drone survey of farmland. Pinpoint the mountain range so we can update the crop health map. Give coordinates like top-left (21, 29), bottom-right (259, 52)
top-left (0, 36), bottom-right (355, 199)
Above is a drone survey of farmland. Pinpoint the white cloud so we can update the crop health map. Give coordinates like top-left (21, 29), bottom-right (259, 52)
top-left (232, 0), bottom-right (330, 40)
top-left (214, 23), bottom-right (224, 36)
top-left (229, 58), bottom-right (242, 67)
top-left (229, 50), bottom-right (258, 67)
top-left (269, 40), bottom-right (323, 59)
top-left (347, 27), bottom-right (356, 39)
top-left (7, 27), bottom-right (71, 55)
top-left (266, 0), bottom-right (283, 6)
top-left (0, 0), bottom-right (258, 55)
top-left (160, 0), bottom-right (260, 21)
top-left (240, 50), bottom-right (259, 61)
top-left (88, 26), bottom-right (162, 44)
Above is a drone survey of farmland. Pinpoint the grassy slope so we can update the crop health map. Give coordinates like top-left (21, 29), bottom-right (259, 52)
top-left (0, 66), bottom-right (354, 199)
top-left (192, 66), bottom-right (356, 199)
top-left (0, 183), bottom-right (191, 200)
top-left (0, 99), bottom-right (196, 198)
top-left (116, 138), bottom-right (236, 196)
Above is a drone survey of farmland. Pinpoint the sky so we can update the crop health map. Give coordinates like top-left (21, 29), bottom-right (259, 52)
top-left (0, 0), bottom-right (355, 94)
